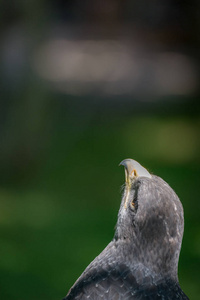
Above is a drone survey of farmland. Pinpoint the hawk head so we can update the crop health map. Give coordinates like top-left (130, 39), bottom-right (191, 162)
top-left (116, 159), bottom-right (184, 280)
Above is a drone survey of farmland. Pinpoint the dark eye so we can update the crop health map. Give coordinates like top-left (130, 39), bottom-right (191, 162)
top-left (129, 195), bottom-right (138, 211)
top-left (129, 183), bottom-right (139, 212)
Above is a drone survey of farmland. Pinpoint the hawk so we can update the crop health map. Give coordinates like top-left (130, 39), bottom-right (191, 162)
top-left (63, 159), bottom-right (189, 300)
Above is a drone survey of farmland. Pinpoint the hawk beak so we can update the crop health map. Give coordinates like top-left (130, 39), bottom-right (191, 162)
top-left (119, 159), bottom-right (138, 187)
top-left (119, 159), bottom-right (151, 208)
top-left (119, 159), bottom-right (151, 182)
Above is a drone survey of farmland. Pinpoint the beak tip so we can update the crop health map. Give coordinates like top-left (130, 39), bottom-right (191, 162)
top-left (119, 158), bottom-right (152, 179)
top-left (119, 159), bottom-right (130, 167)
top-left (119, 161), bottom-right (123, 167)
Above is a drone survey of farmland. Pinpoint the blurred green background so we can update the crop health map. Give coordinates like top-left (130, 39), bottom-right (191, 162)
top-left (1, 1), bottom-right (200, 300)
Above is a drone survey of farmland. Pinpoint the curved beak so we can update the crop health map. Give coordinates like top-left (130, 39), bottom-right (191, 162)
top-left (119, 159), bottom-right (135, 186)
top-left (119, 159), bottom-right (151, 209)
top-left (119, 159), bottom-right (151, 186)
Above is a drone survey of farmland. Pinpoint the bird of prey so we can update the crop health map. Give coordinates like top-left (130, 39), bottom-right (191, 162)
top-left (63, 159), bottom-right (189, 300)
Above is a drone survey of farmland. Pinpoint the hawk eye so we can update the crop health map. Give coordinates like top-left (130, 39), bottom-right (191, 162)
top-left (129, 194), bottom-right (138, 212)
top-left (129, 184), bottom-right (139, 212)
top-left (130, 200), bottom-right (135, 208)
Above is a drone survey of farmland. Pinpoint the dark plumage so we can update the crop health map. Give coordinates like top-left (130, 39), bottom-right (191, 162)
top-left (63, 159), bottom-right (189, 300)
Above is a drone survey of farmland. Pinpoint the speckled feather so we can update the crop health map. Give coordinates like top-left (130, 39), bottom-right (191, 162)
top-left (63, 174), bottom-right (189, 300)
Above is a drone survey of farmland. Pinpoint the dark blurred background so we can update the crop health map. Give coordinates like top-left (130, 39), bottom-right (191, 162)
top-left (0, 1), bottom-right (200, 299)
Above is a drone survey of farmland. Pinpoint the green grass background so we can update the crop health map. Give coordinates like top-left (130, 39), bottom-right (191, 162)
top-left (0, 97), bottom-right (199, 299)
